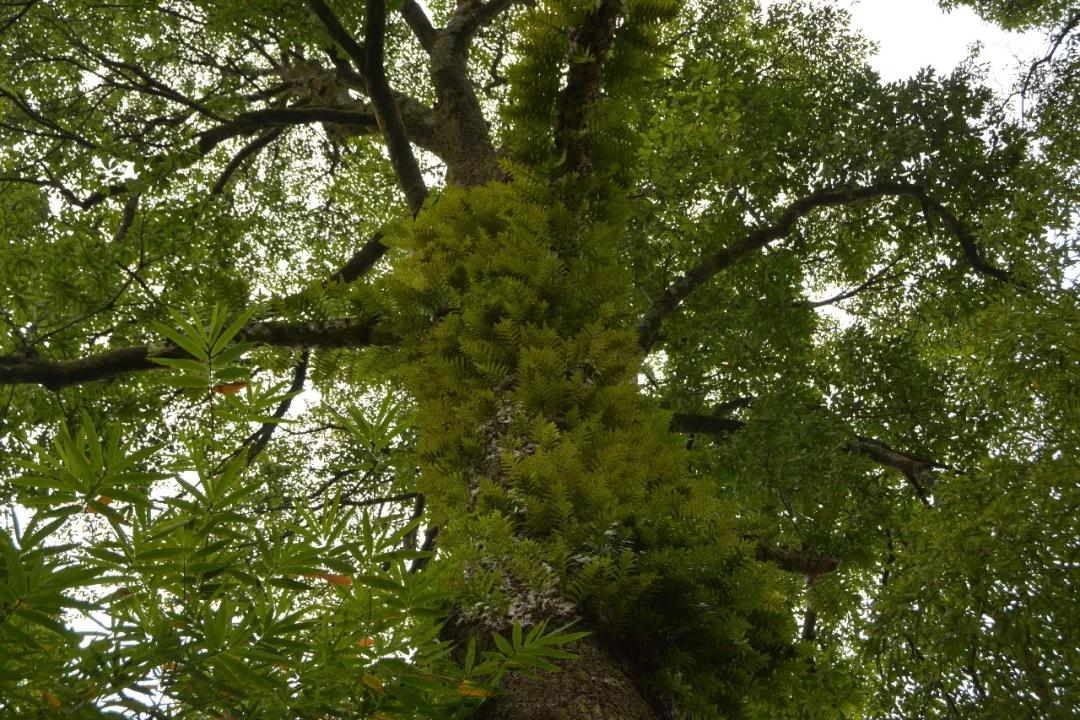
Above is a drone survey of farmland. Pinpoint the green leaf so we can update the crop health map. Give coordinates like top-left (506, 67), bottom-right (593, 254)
top-left (13, 607), bottom-right (72, 637)
top-left (152, 321), bottom-right (209, 361)
top-left (512, 621), bottom-right (522, 651)
top-left (492, 632), bottom-right (512, 657)
top-left (210, 307), bottom-right (256, 357)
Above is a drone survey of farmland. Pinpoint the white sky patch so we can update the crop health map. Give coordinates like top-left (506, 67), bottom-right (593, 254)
top-left (838, 0), bottom-right (1044, 88)
top-left (757, 1), bottom-right (1048, 90)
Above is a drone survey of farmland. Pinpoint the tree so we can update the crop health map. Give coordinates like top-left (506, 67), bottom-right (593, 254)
top-left (0, 0), bottom-right (1077, 717)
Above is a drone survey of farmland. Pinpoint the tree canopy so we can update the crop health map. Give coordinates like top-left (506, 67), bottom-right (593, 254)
top-left (0, 0), bottom-right (1077, 718)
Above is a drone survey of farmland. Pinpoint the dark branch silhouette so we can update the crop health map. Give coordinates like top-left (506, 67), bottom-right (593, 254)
top-left (755, 545), bottom-right (840, 576)
top-left (670, 409), bottom-right (943, 504)
top-left (306, 0), bottom-right (427, 213)
top-left (244, 349), bottom-right (310, 465)
top-left (400, 0), bottom-right (436, 53)
top-left (638, 182), bottom-right (1013, 351)
top-left (797, 256), bottom-right (906, 309)
top-left (0, 318), bottom-right (385, 390)
top-left (198, 107), bottom-right (377, 154)
top-left (212, 127), bottom-right (283, 194)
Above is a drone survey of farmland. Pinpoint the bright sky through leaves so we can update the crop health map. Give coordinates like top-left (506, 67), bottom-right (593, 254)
top-left (767, 0), bottom-right (1045, 86)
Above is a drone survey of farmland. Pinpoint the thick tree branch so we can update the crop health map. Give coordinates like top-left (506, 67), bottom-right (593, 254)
top-left (306, 0), bottom-right (427, 212)
top-left (637, 182), bottom-right (1013, 351)
top-left (402, 493), bottom-right (426, 551)
top-left (416, 0), bottom-right (506, 186)
top-left (755, 545), bottom-right (840, 576)
top-left (0, 318), bottom-right (385, 390)
top-left (410, 525), bottom-right (439, 573)
top-left (198, 107), bottom-right (377, 154)
top-left (555, 0), bottom-right (622, 175)
top-left (400, 0), bottom-right (436, 53)
top-left (112, 193), bottom-right (140, 243)
top-left (304, 0), bottom-right (369, 84)
top-left (361, 0), bottom-right (428, 212)
top-left (669, 411), bottom-right (744, 436)
top-left (802, 607), bottom-right (818, 642)
top-left (845, 437), bottom-right (938, 506)
top-left (327, 232), bottom-right (389, 285)
top-left (322, 48), bottom-right (442, 154)
top-left (454, 0), bottom-right (518, 37)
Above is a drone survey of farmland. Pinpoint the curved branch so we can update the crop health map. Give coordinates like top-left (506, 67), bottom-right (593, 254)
top-left (637, 182), bottom-right (1013, 351)
top-left (797, 255), bottom-right (907, 309)
top-left (212, 127), bottom-right (283, 194)
top-left (244, 349), bottom-right (310, 464)
top-left (670, 409), bottom-right (942, 503)
top-left (0, 318), bottom-right (386, 390)
top-left (1019, 9), bottom-right (1080, 115)
top-left (845, 437), bottom-right (938, 506)
top-left (11, 107), bottom-right (369, 211)
top-left (0, 86), bottom-right (98, 149)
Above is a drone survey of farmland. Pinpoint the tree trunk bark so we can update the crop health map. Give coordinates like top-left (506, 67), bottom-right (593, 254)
top-left (477, 639), bottom-right (657, 720)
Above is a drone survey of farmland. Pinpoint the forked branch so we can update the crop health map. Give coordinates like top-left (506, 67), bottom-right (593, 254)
top-left (306, 0), bottom-right (427, 213)
top-left (453, 0), bottom-right (519, 38)
top-left (638, 182), bottom-right (1013, 350)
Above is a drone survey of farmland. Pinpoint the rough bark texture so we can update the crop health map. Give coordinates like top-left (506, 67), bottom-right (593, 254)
top-left (477, 640), bottom-right (656, 720)
top-left (431, 20), bottom-right (503, 186)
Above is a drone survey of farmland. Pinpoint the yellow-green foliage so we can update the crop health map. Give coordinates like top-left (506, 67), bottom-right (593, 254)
top-left (501, 0), bottom-right (681, 179)
top-left (382, 174), bottom-right (798, 715)
top-left (388, 176), bottom-right (693, 549)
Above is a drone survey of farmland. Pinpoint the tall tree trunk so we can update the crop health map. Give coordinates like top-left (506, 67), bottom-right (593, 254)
top-left (477, 640), bottom-right (656, 720)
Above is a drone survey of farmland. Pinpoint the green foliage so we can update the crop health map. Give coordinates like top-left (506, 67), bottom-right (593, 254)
top-left (0, 309), bottom-right (581, 718)
top-left (1, 0), bottom-right (1078, 718)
